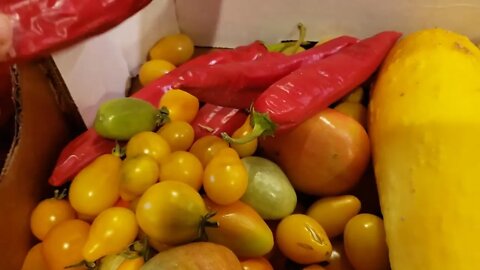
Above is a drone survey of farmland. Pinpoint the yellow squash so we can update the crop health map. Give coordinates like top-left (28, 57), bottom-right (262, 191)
top-left (369, 28), bottom-right (480, 269)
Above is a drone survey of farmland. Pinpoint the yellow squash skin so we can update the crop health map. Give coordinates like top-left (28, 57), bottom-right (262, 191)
top-left (369, 28), bottom-right (480, 270)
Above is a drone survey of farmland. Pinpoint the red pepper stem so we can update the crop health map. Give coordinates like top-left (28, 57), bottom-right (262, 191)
top-left (221, 111), bottom-right (277, 145)
top-left (287, 23), bottom-right (306, 53)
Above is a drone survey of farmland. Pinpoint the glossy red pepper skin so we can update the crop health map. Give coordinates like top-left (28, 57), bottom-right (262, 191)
top-left (1, 0), bottom-right (152, 62)
top-left (139, 36), bottom-right (358, 108)
top-left (255, 31), bottom-right (402, 133)
top-left (132, 41), bottom-right (269, 105)
top-left (48, 42), bottom-right (267, 186)
top-left (191, 104), bottom-right (248, 140)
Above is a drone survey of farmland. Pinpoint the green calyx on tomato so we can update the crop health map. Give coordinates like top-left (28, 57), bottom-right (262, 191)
top-left (221, 110), bottom-right (276, 145)
top-left (197, 211), bottom-right (219, 241)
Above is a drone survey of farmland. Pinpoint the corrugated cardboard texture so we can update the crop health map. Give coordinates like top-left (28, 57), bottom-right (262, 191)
top-left (0, 62), bottom-right (79, 270)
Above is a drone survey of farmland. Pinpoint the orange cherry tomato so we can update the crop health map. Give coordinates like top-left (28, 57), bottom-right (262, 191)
top-left (203, 149), bottom-right (248, 205)
top-left (21, 243), bottom-right (49, 270)
top-left (241, 257), bottom-right (274, 270)
top-left (303, 265), bottom-right (327, 270)
top-left (159, 151), bottom-right (203, 190)
top-left (189, 135), bottom-right (229, 166)
top-left (42, 219), bottom-right (90, 270)
top-left (159, 89), bottom-right (199, 123)
top-left (30, 190), bottom-right (76, 240)
top-left (157, 121), bottom-right (195, 151)
top-left (275, 214), bottom-right (332, 265)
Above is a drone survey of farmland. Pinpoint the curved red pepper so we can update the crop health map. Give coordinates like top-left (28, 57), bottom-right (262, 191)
top-left (48, 41), bottom-right (268, 187)
top-left (223, 31), bottom-right (402, 144)
top-left (139, 35), bottom-right (358, 109)
top-left (1, 0), bottom-right (152, 62)
top-left (191, 104), bottom-right (248, 140)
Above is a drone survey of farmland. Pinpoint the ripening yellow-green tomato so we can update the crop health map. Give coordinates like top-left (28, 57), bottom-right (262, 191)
top-left (83, 207), bottom-right (138, 262)
top-left (231, 116), bottom-right (258, 157)
top-left (149, 33), bottom-right (195, 66)
top-left (136, 181), bottom-right (208, 245)
top-left (343, 214), bottom-right (389, 270)
top-left (126, 131), bottom-right (171, 164)
top-left (139, 59), bottom-right (176, 86)
top-left (159, 89), bottom-right (199, 123)
top-left (189, 135), bottom-right (229, 167)
top-left (203, 149), bottom-right (248, 205)
top-left (119, 154), bottom-right (159, 201)
top-left (159, 151), bottom-right (203, 190)
top-left (342, 87), bottom-right (364, 103)
top-left (69, 154), bottom-right (121, 217)
top-left (30, 193), bottom-right (76, 240)
top-left (275, 214), bottom-right (332, 265)
top-left (306, 195), bottom-right (361, 238)
top-left (157, 121), bottom-right (195, 151)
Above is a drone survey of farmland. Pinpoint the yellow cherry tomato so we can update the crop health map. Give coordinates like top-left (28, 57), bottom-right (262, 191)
top-left (306, 195), bottom-right (361, 238)
top-left (158, 89), bottom-right (199, 123)
top-left (157, 121), bottom-right (195, 151)
top-left (69, 154), bottom-right (121, 217)
top-left (120, 155), bottom-right (159, 201)
top-left (136, 181), bottom-right (208, 245)
top-left (83, 207), bottom-right (138, 262)
top-left (138, 59), bottom-right (176, 86)
top-left (334, 101), bottom-right (367, 128)
top-left (203, 151), bottom-right (248, 205)
top-left (231, 116), bottom-right (258, 157)
top-left (159, 151), bottom-right (203, 190)
top-left (343, 214), bottom-right (389, 270)
top-left (189, 135), bottom-right (229, 167)
top-left (126, 131), bottom-right (171, 164)
top-left (276, 214), bottom-right (332, 265)
top-left (241, 257), bottom-right (274, 270)
top-left (149, 33), bottom-right (195, 66)
top-left (42, 219), bottom-right (90, 270)
top-left (30, 191), bottom-right (76, 240)
top-left (21, 243), bottom-right (49, 270)
top-left (148, 238), bottom-right (172, 252)
top-left (118, 256), bottom-right (145, 270)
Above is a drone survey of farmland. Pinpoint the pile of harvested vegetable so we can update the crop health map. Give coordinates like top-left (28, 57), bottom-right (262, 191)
top-left (21, 25), bottom-right (480, 270)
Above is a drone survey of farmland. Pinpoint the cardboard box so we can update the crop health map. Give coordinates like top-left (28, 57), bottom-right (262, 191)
top-left (3, 0), bottom-right (480, 268)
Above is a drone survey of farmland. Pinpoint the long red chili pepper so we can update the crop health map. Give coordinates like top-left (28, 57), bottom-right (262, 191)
top-left (139, 35), bottom-right (358, 109)
top-left (48, 41), bottom-right (270, 187)
top-left (191, 104), bottom-right (248, 140)
top-left (0, 0), bottom-right (152, 63)
top-left (222, 31), bottom-right (402, 144)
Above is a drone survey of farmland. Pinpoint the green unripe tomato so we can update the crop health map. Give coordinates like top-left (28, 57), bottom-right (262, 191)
top-left (94, 97), bottom-right (164, 140)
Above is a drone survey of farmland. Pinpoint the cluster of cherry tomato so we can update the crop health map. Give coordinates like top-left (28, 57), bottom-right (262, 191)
top-left (22, 33), bottom-right (390, 270)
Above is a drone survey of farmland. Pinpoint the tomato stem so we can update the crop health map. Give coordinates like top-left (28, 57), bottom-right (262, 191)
top-left (287, 23), bottom-right (306, 53)
top-left (53, 188), bottom-right (68, 200)
top-left (221, 110), bottom-right (276, 144)
top-left (156, 106), bottom-right (170, 127)
top-left (197, 211), bottom-right (218, 241)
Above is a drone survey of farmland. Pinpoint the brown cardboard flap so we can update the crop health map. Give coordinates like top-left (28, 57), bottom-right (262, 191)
top-left (0, 61), bottom-right (76, 270)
